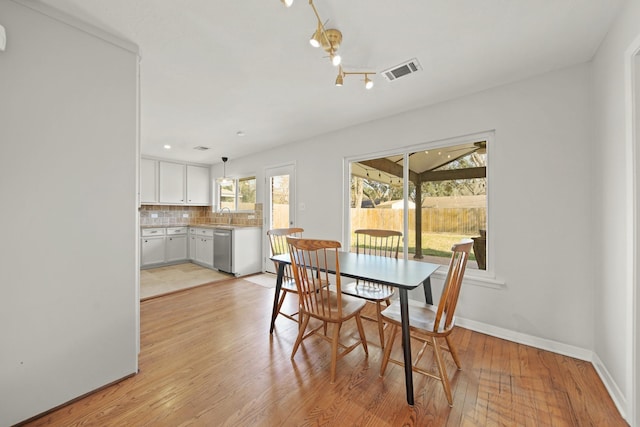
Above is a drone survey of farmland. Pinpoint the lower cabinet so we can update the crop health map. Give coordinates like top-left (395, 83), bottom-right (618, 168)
top-left (140, 227), bottom-right (188, 267)
top-left (141, 226), bottom-right (261, 274)
top-left (191, 227), bottom-right (214, 268)
top-left (188, 229), bottom-right (197, 261)
top-left (166, 234), bottom-right (188, 262)
top-left (141, 235), bottom-right (165, 266)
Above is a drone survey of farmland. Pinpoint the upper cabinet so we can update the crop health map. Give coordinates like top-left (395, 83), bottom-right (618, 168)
top-left (140, 158), bottom-right (159, 203)
top-left (186, 165), bottom-right (211, 205)
top-left (141, 158), bottom-right (211, 206)
top-left (159, 161), bottom-right (186, 204)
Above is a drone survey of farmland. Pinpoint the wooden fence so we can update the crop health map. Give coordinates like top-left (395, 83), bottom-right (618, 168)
top-left (272, 205), bottom-right (487, 235)
top-left (351, 208), bottom-right (487, 235)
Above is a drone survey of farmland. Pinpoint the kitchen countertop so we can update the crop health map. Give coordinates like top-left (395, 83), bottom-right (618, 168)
top-left (141, 224), bottom-right (261, 230)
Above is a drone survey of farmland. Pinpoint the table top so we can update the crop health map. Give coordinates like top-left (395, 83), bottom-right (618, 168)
top-left (271, 251), bottom-right (441, 290)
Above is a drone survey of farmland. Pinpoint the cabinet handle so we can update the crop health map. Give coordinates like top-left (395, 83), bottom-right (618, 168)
top-left (150, 230), bottom-right (157, 234)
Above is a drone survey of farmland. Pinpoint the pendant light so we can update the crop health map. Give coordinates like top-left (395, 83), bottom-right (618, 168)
top-left (217, 157), bottom-right (232, 185)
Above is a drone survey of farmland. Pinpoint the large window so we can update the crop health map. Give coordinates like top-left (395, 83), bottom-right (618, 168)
top-left (217, 176), bottom-right (256, 212)
top-left (348, 137), bottom-right (488, 270)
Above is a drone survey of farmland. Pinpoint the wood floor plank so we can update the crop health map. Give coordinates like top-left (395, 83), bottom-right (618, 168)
top-left (20, 278), bottom-right (627, 427)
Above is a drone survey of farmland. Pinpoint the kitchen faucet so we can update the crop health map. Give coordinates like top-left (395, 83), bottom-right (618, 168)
top-left (219, 207), bottom-right (232, 225)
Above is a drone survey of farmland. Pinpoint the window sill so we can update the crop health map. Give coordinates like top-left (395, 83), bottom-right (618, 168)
top-left (430, 267), bottom-right (506, 289)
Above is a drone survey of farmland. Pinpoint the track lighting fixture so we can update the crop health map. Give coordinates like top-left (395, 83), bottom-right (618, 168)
top-left (335, 67), bottom-right (376, 89)
top-left (282, 0), bottom-right (375, 88)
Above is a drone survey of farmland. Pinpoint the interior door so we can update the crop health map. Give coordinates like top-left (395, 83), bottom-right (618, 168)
top-left (264, 163), bottom-right (296, 273)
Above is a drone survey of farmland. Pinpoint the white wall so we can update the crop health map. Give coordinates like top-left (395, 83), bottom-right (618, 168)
top-left (0, 1), bottom-right (139, 425)
top-left (592, 0), bottom-right (640, 422)
top-left (222, 63), bottom-right (595, 351)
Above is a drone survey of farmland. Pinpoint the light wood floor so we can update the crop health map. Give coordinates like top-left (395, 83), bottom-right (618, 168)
top-left (24, 278), bottom-right (627, 426)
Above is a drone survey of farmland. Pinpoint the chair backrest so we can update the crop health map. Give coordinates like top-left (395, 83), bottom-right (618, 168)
top-left (433, 239), bottom-right (473, 333)
top-left (286, 237), bottom-right (343, 321)
top-left (354, 229), bottom-right (402, 259)
top-left (267, 228), bottom-right (304, 279)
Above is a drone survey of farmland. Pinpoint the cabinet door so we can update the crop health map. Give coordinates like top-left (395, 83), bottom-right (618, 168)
top-left (141, 236), bottom-right (165, 266)
top-left (166, 235), bottom-right (187, 262)
top-left (196, 236), bottom-right (214, 268)
top-left (140, 158), bottom-right (158, 203)
top-left (188, 232), bottom-right (197, 260)
top-left (159, 161), bottom-right (186, 204)
top-left (186, 165), bottom-right (211, 205)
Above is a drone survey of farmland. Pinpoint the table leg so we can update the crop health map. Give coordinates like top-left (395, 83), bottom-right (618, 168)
top-left (269, 262), bottom-right (285, 334)
top-left (422, 276), bottom-right (433, 305)
top-left (399, 288), bottom-right (414, 406)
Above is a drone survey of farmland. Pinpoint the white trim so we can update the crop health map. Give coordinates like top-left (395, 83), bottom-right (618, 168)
top-left (625, 32), bottom-right (640, 427)
top-left (431, 268), bottom-right (506, 289)
top-left (11, 0), bottom-right (139, 54)
top-left (592, 353), bottom-right (628, 422)
top-left (453, 314), bottom-right (627, 420)
top-left (456, 316), bottom-right (592, 360)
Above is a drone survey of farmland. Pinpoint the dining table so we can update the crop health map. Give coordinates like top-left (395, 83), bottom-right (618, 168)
top-left (269, 250), bottom-right (441, 406)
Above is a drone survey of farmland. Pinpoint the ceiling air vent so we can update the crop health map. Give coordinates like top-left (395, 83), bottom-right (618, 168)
top-left (193, 146), bottom-right (210, 151)
top-left (381, 58), bottom-right (422, 82)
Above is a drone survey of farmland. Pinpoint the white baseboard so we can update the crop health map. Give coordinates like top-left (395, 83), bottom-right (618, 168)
top-left (455, 316), bottom-right (628, 422)
top-left (591, 352), bottom-right (628, 422)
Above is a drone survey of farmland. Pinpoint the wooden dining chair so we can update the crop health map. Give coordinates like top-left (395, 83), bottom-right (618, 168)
top-left (287, 237), bottom-right (368, 383)
top-left (340, 229), bottom-right (402, 348)
top-left (379, 239), bottom-right (473, 406)
top-left (267, 227), bottom-right (304, 326)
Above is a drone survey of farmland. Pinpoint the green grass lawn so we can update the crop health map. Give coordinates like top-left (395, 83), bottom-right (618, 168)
top-left (351, 232), bottom-right (478, 261)
top-left (407, 233), bottom-right (477, 260)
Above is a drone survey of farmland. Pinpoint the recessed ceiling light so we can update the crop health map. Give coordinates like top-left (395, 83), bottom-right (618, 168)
top-left (236, 131), bottom-right (246, 137)
top-left (164, 144), bottom-right (171, 149)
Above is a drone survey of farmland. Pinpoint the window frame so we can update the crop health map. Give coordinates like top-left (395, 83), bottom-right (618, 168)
top-left (343, 131), bottom-right (504, 289)
top-left (215, 175), bottom-right (257, 212)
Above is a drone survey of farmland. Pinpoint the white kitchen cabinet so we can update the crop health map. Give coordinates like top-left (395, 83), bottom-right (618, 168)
top-left (141, 228), bottom-right (166, 267)
top-left (140, 158), bottom-right (158, 203)
top-left (166, 227), bottom-right (188, 262)
top-left (195, 235), bottom-right (214, 268)
top-left (190, 227), bottom-right (215, 268)
top-left (231, 227), bottom-right (262, 276)
top-left (159, 161), bottom-right (186, 204)
top-left (188, 228), bottom-right (197, 260)
top-left (186, 165), bottom-right (211, 205)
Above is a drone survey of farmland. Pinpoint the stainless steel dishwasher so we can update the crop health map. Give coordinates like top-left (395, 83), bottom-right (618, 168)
top-left (213, 228), bottom-right (232, 273)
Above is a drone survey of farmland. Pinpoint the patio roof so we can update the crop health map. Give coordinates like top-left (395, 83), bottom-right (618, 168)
top-left (352, 141), bottom-right (486, 185)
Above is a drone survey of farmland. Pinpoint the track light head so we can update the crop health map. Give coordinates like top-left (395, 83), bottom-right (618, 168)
top-left (364, 75), bottom-right (374, 89)
top-left (335, 71), bottom-right (344, 86)
top-left (281, 0), bottom-right (293, 7)
top-left (309, 22), bottom-right (322, 47)
top-left (331, 52), bottom-right (341, 67)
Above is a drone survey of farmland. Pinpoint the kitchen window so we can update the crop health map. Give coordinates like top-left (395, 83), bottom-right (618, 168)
top-left (217, 176), bottom-right (256, 212)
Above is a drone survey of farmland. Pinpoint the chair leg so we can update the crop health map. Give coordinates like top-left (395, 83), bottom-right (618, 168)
top-left (291, 313), bottom-right (310, 359)
top-left (354, 313), bottom-right (368, 355)
top-left (445, 335), bottom-right (462, 370)
top-left (431, 336), bottom-right (453, 406)
top-left (330, 322), bottom-right (341, 383)
top-left (380, 324), bottom-right (398, 376)
top-left (275, 290), bottom-right (288, 319)
top-left (375, 301), bottom-right (385, 349)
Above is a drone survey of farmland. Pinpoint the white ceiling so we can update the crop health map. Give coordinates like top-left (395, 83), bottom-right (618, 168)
top-left (38, 0), bottom-right (625, 166)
